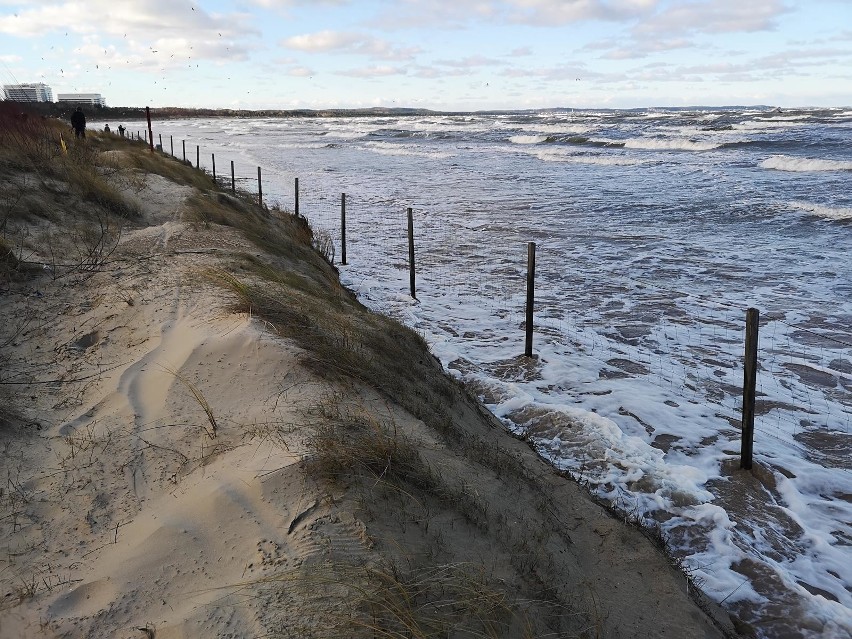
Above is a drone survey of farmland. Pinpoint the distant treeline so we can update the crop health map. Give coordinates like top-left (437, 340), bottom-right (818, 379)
top-left (3, 99), bottom-right (781, 124)
top-left (2, 100), bottom-right (446, 121)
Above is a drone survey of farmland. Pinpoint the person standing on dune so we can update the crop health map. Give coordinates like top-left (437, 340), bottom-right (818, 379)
top-left (70, 106), bottom-right (86, 139)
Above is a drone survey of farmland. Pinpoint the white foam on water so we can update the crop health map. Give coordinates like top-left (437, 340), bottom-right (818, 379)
top-left (363, 141), bottom-right (455, 160)
top-left (761, 155), bottom-right (852, 172)
top-left (624, 137), bottom-right (723, 151)
top-left (517, 146), bottom-right (644, 166)
top-left (762, 115), bottom-right (814, 121)
top-left (509, 134), bottom-right (549, 144)
top-left (734, 120), bottom-right (810, 132)
top-left (790, 201), bottom-right (852, 220)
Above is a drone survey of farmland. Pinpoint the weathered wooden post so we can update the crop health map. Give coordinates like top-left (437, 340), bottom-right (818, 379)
top-left (145, 106), bottom-right (153, 152)
top-left (740, 307), bottom-right (759, 470)
top-left (407, 207), bottom-right (416, 299)
top-left (170, 135), bottom-right (174, 156)
top-left (257, 166), bottom-right (263, 206)
top-left (524, 241), bottom-right (536, 358)
top-left (158, 133), bottom-right (162, 150)
top-left (230, 160), bottom-right (235, 194)
top-left (340, 193), bottom-right (347, 265)
top-left (196, 145), bottom-right (199, 169)
top-left (295, 177), bottom-right (300, 217)
top-left (211, 153), bottom-right (216, 184)
top-left (182, 139), bottom-right (186, 162)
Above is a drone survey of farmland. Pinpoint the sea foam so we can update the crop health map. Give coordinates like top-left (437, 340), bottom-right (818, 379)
top-left (762, 155), bottom-right (852, 172)
top-left (790, 201), bottom-right (852, 220)
top-left (624, 137), bottom-right (722, 151)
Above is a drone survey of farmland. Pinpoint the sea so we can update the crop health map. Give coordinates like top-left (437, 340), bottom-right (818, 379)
top-left (123, 108), bottom-right (852, 638)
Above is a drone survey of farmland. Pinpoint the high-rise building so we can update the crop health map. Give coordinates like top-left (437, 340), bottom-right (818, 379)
top-left (2, 83), bottom-right (54, 102)
top-left (56, 93), bottom-right (107, 107)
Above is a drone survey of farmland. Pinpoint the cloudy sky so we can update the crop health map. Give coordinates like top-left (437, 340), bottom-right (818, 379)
top-left (0, 0), bottom-right (849, 110)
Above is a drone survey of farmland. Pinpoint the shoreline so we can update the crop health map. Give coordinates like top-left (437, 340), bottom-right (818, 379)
top-left (0, 121), bottom-right (740, 637)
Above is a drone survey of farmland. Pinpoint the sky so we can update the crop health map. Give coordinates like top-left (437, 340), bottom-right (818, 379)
top-left (0, 0), bottom-right (850, 111)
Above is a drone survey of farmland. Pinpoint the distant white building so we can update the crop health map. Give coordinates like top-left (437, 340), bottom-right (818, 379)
top-left (3, 83), bottom-right (53, 102)
top-left (57, 93), bottom-right (107, 107)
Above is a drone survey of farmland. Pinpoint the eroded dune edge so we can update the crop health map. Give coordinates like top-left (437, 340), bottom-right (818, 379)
top-left (0, 120), bottom-right (737, 638)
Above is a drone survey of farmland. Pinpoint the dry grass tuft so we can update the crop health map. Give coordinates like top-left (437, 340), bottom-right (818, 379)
top-left (0, 105), bottom-right (65, 172)
top-left (162, 367), bottom-right (218, 439)
top-left (303, 400), bottom-right (435, 491)
top-left (60, 144), bottom-right (139, 219)
top-left (265, 561), bottom-right (538, 639)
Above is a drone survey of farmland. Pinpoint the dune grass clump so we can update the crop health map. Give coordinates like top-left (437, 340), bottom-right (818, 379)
top-left (303, 401), bottom-right (435, 492)
top-left (0, 106), bottom-right (138, 221)
top-left (276, 561), bottom-right (536, 639)
top-left (0, 104), bottom-right (65, 172)
top-left (60, 143), bottom-right (139, 220)
top-left (212, 247), bottom-right (456, 438)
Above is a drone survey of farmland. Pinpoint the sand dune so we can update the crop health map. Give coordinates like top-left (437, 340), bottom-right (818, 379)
top-left (0, 133), bottom-right (736, 638)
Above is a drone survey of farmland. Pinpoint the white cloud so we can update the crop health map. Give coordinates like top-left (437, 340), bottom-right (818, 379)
top-left (370, 0), bottom-right (656, 30)
top-left (283, 30), bottom-right (362, 51)
top-left (0, 1), bottom-right (252, 37)
top-left (0, 0), bottom-right (259, 70)
top-left (506, 0), bottom-right (659, 25)
top-left (434, 55), bottom-right (505, 68)
top-left (286, 66), bottom-right (315, 77)
top-left (247, 0), bottom-right (348, 6)
top-left (602, 37), bottom-right (692, 59)
top-left (371, 0), bottom-right (500, 29)
top-left (500, 63), bottom-right (603, 82)
top-left (338, 64), bottom-right (407, 77)
top-left (634, 0), bottom-right (791, 36)
top-left (410, 64), bottom-right (478, 78)
top-left (282, 30), bottom-right (420, 60)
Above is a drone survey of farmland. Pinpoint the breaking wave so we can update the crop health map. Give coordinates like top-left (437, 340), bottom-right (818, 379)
top-left (624, 137), bottom-right (723, 151)
top-left (761, 155), bottom-right (852, 172)
top-left (790, 201), bottom-right (852, 220)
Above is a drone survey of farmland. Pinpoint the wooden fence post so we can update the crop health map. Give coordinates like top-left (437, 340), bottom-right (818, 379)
top-left (341, 193), bottom-right (347, 265)
top-left (182, 139), bottom-right (186, 162)
top-left (145, 106), bottom-right (153, 152)
top-left (170, 135), bottom-right (174, 156)
top-left (212, 153), bottom-right (216, 184)
top-left (295, 177), bottom-right (299, 217)
top-left (257, 166), bottom-right (263, 206)
top-left (158, 133), bottom-right (162, 150)
top-left (230, 160), bottom-right (235, 194)
top-left (524, 242), bottom-right (536, 357)
top-left (408, 207), bottom-right (416, 299)
top-left (196, 145), bottom-right (199, 169)
top-left (740, 307), bottom-right (759, 470)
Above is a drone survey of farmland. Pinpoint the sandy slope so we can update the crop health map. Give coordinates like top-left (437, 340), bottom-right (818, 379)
top-left (0, 152), bottom-right (736, 638)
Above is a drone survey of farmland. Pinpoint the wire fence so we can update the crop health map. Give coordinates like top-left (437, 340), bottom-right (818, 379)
top-left (145, 129), bottom-right (852, 467)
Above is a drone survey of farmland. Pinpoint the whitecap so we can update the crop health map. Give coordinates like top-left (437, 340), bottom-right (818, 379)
top-left (521, 147), bottom-right (644, 166)
top-left (624, 137), bottom-right (722, 151)
top-left (790, 201), bottom-right (852, 220)
top-left (363, 141), bottom-right (454, 160)
top-left (761, 155), bottom-right (852, 172)
top-left (509, 135), bottom-right (548, 145)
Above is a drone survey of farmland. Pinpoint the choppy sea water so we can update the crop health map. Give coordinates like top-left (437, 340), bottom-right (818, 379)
top-left (133, 108), bottom-right (852, 638)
